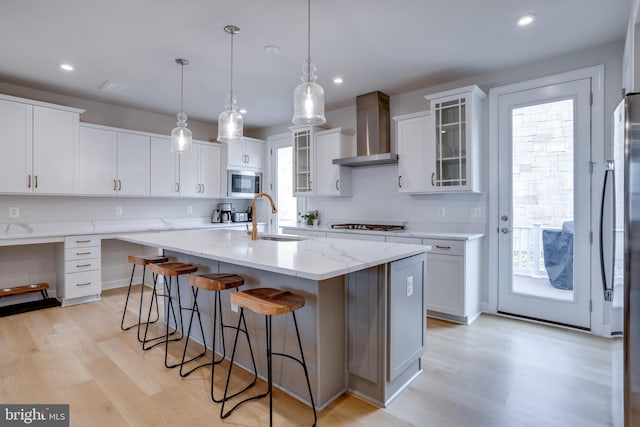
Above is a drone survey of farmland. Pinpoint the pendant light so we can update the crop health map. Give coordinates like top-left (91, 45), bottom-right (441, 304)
top-left (170, 58), bottom-right (193, 153)
top-left (292, 0), bottom-right (326, 125)
top-left (217, 25), bottom-right (244, 144)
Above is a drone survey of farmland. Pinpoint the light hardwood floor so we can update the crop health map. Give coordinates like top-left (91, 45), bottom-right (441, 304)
top-left (0, 287), bottom-right (619, 426)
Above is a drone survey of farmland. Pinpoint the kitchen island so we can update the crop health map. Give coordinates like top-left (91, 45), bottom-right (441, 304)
top-left (119, 228), bottom-right (428, 409)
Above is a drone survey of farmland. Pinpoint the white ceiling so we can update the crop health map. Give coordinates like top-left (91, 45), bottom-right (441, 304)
top-left (0, 0), bottom-right (630, 130)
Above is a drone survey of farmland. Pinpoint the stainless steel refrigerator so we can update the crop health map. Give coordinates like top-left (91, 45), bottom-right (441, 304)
top-left (602, 93), bottom-right (640, 426)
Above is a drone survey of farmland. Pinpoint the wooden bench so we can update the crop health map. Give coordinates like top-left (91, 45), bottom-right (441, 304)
top-left (0, 283), bottom-right (49, 300)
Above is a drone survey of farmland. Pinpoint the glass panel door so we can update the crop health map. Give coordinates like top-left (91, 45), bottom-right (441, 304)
top-left (434, 98), bottom-right (466, 187)
top-left (497, 78), bottom-right (592, 329)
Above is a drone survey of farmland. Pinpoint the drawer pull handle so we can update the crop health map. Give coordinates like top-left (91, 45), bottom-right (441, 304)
top-left (76, 240), bottom-right (91, 243)
top-left (435, 245), bottom-right (451, 250)
top-left (76, 282), bottom-right (92, 287)
top-left (76, 263), bottom-right (92, 268)
top-left (76, 251), bottom-right (91, 255)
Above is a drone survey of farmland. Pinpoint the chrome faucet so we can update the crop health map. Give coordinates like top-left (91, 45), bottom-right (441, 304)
top-left (247, 192), bottom-right (278, 240)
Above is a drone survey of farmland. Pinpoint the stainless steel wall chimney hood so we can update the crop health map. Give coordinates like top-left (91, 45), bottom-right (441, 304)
top-left (332, 91), bottom-right (397, 167)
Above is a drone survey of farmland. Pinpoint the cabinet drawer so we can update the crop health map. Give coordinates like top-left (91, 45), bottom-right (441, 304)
top-left (65, 246), bottom-right (101, 261)
top-left (422, 238), bottom-right (464, 256)
top-left (65, 235), bottom-right (101, 248)
top-left (65, 258), bottom-right (100, 273)
top-left (65, 270), bottom-right (101, 299)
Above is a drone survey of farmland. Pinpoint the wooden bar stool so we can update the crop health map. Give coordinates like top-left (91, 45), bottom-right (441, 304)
top-left (121, 255), bottom-right (168, 343)
top-left (221, 288), bottom-right (316, 427)
top-left (183, 274), bottom-right (260, 403)
top-left (143, 262), bottom-right (200, 370)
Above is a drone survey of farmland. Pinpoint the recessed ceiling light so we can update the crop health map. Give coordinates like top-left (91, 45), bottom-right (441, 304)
top-left (516, 14), bottom-right (535, 27)
top-left (333, 77), bottom-right (344, 84)
top-left (264, 45), bottom-right (280, 55)
top-left (59, 63), bottom-right (74, 71)
top-left (239, 108), bottom-right (247, 114)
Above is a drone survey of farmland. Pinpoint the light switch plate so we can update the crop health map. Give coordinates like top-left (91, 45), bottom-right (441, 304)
top-left (186, 206), bottom-right (193, 215)
top-left (115, 206), bottom-right (123, 216)
top-left (230, 303), bottom-right (238, 313)
top-left (438, 206), bottom-right (446, 217)
top-left (9, 207), bottom-right (19, 218)
top-left (406, 276), bottom-right (413, 297)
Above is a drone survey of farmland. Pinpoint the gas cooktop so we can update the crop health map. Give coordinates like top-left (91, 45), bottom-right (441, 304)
top-left (330, 223), bottom-right (405, 232)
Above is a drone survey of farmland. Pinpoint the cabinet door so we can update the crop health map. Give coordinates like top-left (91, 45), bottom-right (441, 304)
top-left (226, 141), bottom-right (245, 170)
top-left (33, 106), bottom-right (79, 194)
top-left (396, 113), bottom-right (432, 193)
top-left (315, 130), bottom-right (352, 196)
top-left (117, 132), bottom-right (150, 196)
top-left (243, 138), bottom-right (264, 170)
top-left (79, 126), bottom-right (117, 195)
top-left (0, 99), bottom-right (33, 193)
top-left (432, 96), bottom-right (467, 190)
top-left (150, 137), bottom-right (179, 197)
top-left (426, 253), bottom-right (464, 316)
top-left (179, 144), bottom-right (200, 197)
top-left (293, 128), bottom-right (313, 195)
top-left (200, 143), bottom-right (221, 197)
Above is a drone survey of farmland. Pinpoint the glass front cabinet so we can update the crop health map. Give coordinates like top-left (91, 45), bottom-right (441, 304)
top-left (292, 126), bottom-right (315, 196)
top-left (425, 85), bottom-right (485, 193)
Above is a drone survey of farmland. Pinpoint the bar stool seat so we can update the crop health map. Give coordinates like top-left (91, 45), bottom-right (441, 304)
top-left (221, 288), bottom-right (316, 426)
top-left (120, 255), bottom-right (169, 342)
top-left (142, 262), bottom-right (199, 370)
top-left (182, 273), bottom-right (259, 403)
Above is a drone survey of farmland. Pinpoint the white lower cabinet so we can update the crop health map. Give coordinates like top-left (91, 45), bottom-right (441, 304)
top-left (422, 237), bottom-right (481, 324)
top-left (57, 235), bottom-right (102, 306)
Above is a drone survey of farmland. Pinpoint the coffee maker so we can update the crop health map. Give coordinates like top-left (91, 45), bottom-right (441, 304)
top-left (218, 202), bottom-right (232, 224)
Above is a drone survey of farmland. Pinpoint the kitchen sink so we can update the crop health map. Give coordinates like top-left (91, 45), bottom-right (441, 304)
top-left (258, 234), bottom-right (306, 242)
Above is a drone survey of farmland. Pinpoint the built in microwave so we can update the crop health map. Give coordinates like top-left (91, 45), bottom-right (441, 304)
top-left (227, 170), bottom-right (261, 198)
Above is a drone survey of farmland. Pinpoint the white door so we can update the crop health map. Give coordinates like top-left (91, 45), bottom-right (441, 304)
top-left (79, 126), bottom-right (117, 195)
top-left (179, 144), bottom-right (200, 197)
top-left (200, 143), bottom-right (221, 197)
top-left (0, 99), bottom-right (32, 193)
top-left (269, 133), bottom-right (298, 233)
top-left (497, 78), bottom-right (592, 329)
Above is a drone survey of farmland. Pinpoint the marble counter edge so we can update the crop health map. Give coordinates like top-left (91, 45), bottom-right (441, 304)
top-left (281, 225), bottom-right (484, 241)
top-left (118, 232), bottom-right (429, 281)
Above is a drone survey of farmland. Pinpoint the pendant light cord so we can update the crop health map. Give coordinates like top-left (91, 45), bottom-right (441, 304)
top-left (229, 29), bottom-right (234, 101)
top-left (180, 61), bottom-right (184, 116)
top-left (307, 0), bottom-right (311, 80)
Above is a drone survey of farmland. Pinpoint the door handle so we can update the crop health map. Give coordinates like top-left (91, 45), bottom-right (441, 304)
top-left (27, 175), bottom-right (31, 188)
top-left (398, 176), bottom-right (402, 188)
top-left (501, 214), bottom-right (509, 222)
top-left (336, 179), bottom-right (339, 191)
top-left (118, 180), bottom-right (122, 191)
top-left (114, 179), bottom-right (117, 191)
top-left (431, 172), bottom-right (435, 186)
top-left (500, 227), bottom-right (511, 234)
top-left (34, 175), bottom-right (38, 188)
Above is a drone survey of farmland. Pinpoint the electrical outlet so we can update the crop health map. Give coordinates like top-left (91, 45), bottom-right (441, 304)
top-left (115, 206), bottom-right (123, 216)
top-left (186, 206), bottom-right (193, 215)
top-left (230, 303), bottom-right (238, 313)
top-left (471, 206), bottom-right (481, 218)
top-left (9, 207), bottom-right (19, 218)
top-left (406, 276), bottom-right (414, 297)
top-left (438, 206), bottom-right (446, 217)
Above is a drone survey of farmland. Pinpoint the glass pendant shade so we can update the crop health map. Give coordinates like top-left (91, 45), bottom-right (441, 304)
top-left (292, 0), bottom-right (326, 125)
top-left (217, 95), bottom-right (243, 144)
top-left (170, 112), bottom-right (192, 152)
top-left (170, 58), bottom-right (192, 153)
top-left (293, 61), bottom-right (326, 125)
top-left (217, 25), bottom-right (244, 144)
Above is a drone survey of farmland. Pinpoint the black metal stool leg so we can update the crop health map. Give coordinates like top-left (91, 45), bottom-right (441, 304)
top-left (267, 315), bottom-right (273, 427)
top-left (120, 264), bottom-right (137, 331)
top-left (179, 286), bottom-right (208, 377)
top-left (137, 271), bottom-right (161, 343)
top-left (220, 309), bottom-right (266, 417)
top-left (164, 276), bottom-right (187, 369)
top-left (292, 311), bottom-right (317, 427)
top-left (142, 274), bottom-right (182, 351)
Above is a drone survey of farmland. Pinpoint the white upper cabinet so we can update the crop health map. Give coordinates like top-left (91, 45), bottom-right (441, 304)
top-left (292, 126), bottom-right (315, 196)
top-left (425, 85), bottom-right (485, 193)
top-left (180, 141), bottom-right (222, 198)
top-left (79, 125), bottom-right (150, 196)
top-left (314, 128), bottom-right (353, 197)
top-left (0, 96), bottom-right (82, 194)
top-left (150, 136), bottom-right (180, 197)
top-left (394, 112), bottom-right (433, 193)
top-left (226, 137), bottom-right (264, 171)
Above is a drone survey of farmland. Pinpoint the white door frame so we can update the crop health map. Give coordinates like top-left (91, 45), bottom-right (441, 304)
top-left (487, 65), bottom-right (606, 335)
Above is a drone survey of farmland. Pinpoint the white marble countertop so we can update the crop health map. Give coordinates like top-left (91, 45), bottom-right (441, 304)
top-left (0, 218), bottom-right (254, 246)
top-left (118, 228), bottom-right (429, 281)
top-left (281, 225), bottom-right (484, 241)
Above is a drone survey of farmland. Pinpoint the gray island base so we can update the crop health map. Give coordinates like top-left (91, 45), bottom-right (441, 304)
top-left (119, 229), bottom-right (427, 410)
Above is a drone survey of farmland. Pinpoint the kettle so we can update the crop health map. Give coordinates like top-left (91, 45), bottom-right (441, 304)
top-left (212, 209), bottom-right (221, 223)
